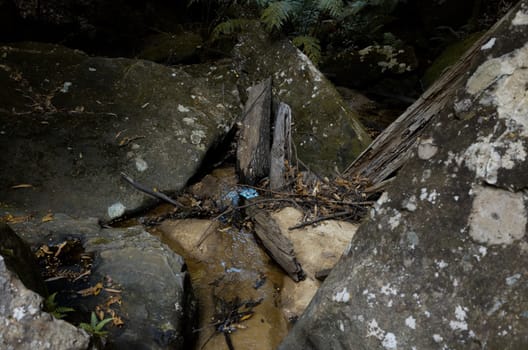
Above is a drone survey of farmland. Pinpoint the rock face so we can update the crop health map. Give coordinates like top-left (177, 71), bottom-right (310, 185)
top-left (0, 42), bottom-right (240, 220)
top-left (12, 215), bottom-right (196, 350)
top-left (272, 207), bottom-right (358, 321)
top-left (233, 23), bottom-right (371, 176)
top-left (0, 254), bottom-right (90, 350)
top-left (279, 3), bottom-right (528, 350)
top-left (0, 223), bottom-right (47, 297)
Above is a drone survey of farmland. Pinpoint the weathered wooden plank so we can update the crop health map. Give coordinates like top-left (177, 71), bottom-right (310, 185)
top-left (344, 13), bottom-right (509, 185)
top-left (270, 102), bottom-right (292, 190)
top-left (245, 199), bottom-right (305, 282)
top-left (236, 78), bottom-right (272, 185)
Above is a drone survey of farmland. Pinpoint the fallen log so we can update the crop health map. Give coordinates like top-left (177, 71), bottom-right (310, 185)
top-left (245, 198), bottom-right (305, 282)
top-left (344, 12), bottom-right (509, 185)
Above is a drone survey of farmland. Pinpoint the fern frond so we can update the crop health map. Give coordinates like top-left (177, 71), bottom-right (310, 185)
top-left (317, 0), bottom-right (344, 17)
top-left (292, 35), bottom-right (321, 65)
top-left (261, 1), bottom-right (297, 31)
top-left (211, 19), bottom-right (254, 40)
top-left (250, 0), bottom-right (272, 7)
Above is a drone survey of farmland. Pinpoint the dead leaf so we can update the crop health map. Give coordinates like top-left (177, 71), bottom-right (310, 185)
top-left (95, 305), bottom-right (105, 321)
top-left (41, 212), bottom-right (54, 222)
top-left (77, 282), bottom-right (104, 297)
top-left (239, 314), bottom-right (253, 322)
top-left (1, 214), bottom-right (31, 223)
top-left (107, 309), bottom-right (125, 327)
top-left (11, 184), bottom-right (33, 189)
top-left (54, 241), bottom-right (67, 257)
top-left (105, 295), bottom-right (122, 308)
top-left (35, 245), bottom-right (53, 258)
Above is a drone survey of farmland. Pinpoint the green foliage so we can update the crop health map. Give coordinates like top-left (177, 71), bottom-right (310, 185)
top-left (261, 1), bottom-right (299, 31)
top-left (44, 292), bottom-right (75, 319)
top-left (211, 18), bottom-right (255, 40)
top-left (201, 0), bottom-right (403, 64)
top-left (317, 0), bottom-right (343, 17)
top-left (292, 35), bottom-right (321, 64)
top-left (79, 312), bottom-right (113, 337)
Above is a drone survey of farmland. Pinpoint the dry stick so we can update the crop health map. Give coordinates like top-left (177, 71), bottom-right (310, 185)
top-left (120, 172), bottom-right (183, 208)
top-left (289, 211), bottom-right (354, 230)
top-left (195, 198), bottom-right (299, 248)
top-left (315, 199), bottom-right (375, 206)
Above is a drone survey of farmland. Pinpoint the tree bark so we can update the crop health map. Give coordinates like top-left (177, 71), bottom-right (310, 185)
top-left (236, 78), bottom-right (272, 185)
top-left (344, 10), bottom-right (512, 185)
top-left (270, 102), bottom-right (292, 190)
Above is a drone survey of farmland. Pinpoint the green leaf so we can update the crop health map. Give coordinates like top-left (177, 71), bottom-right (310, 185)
top-left (211, 19), bottom-right (254, 40)
top-left (261, 1), bottom-right (297, 31)
top-left (44, 292), bottom-right (58, 311)
top-left (79, 312), bottom-right (112, 337)
top-left (94, 317), bottom-right (113, 332)
top-left (90, 311), bottom-right (98, 327)
top-left (317, 0), bottom-right (344, 17)
top-left (292, 35), bottom-right (321, 65)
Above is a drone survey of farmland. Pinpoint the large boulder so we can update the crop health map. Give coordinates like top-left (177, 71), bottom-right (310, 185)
top-left (232, 23), bottom-right (372, 176)
top-left (280, 3), bottom-right (528, 349)
top-left (0, 42), bottom-right (240, 220)
top-left (12, 214), bottom-right (196, 349)
top-left (0, 223), bottom-right (47, 297)
top-left (0, 253), bottom-right (90, 350)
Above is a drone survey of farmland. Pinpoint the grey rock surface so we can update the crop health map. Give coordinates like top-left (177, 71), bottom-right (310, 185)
top-left (0, 223), bottom-right (47, 296)
top-left (12, 214), bottom-right (196, 350)
top-left (0, 42), bottom-right (240, 220)
top-left (280, 3), bottom-right (528, 349)
top-left (0, 254), bottom-right (90, 350)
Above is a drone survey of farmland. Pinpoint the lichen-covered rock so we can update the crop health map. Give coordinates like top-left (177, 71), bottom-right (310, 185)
top-left (233, 23), bottom-right (371, 176)
top-left (279, 3), bottom-right (528, 349)
top-left (12, 214), bottom-right (196, 350)
top-left (0, 42), bottom-right (240, 220)
top-left (0, 254), bottom-right (90, 350)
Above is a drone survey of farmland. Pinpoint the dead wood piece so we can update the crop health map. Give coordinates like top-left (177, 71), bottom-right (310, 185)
top-left (270, 102), bottom-right (292, 190)
top-left (236, 78), bottom-right (272, 185)
top-left (289, 211), bottom-right (353, 230)
top-left (364, 177), bottom-right (396, 194)
top-left (344, 15), bottom-right (507, 185)
top-left (120, 172), bottom-right (183, 207)
top-left (245, 199), bottom-right (305, 282)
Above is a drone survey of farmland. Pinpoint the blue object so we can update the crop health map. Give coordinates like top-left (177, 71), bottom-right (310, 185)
top-left (224, 190), bottom-right (240, 206)
top-left (238, 187), bottom-right (258, 199)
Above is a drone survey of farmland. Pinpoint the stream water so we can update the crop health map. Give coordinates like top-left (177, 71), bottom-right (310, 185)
top-left (152, 220), bottom-right (289, 349)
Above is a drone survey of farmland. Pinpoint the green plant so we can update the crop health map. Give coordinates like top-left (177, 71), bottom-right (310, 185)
top-left (44, 292), bottom-right (75, 319)
top-left (200, 0), bottom-right (403, 65)
top-left (79, 312), bottom-right (113, 337)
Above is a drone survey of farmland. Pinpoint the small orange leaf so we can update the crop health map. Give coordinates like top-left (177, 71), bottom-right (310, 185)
top-left (1, 214), bottom-right (31, 223)
top-left (93, 282), bottom-right (104, 296)
top-left (41, 213), bottom-right (54, 222)
top-left (77, 282), bottom-right (104, 297)
top-left (239, 313), bottom-right (253, 322)
top-left (105, 295), bottom-right (122, 308)
top-left (54, 241), bottom-right (67, 257)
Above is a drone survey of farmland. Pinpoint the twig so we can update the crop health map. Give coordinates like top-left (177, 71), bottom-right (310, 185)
top-left (224, 333), bottom-right (235, 350)
top-left (195, 198), bottom-right (299, 248)
top-left (310, 199), bottom-right (375, 206)
top-left (120, 172), bottom-right (183, 208)
top-left (289, 211), bottom-right (353, 230)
